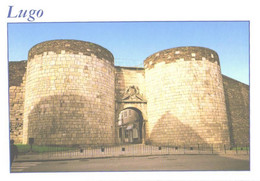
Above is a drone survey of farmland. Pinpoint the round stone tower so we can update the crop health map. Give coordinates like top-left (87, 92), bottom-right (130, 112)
top-left (23, 40), bottom-right (115, 146)
top-left (144, 47), bottom-right (230, 147)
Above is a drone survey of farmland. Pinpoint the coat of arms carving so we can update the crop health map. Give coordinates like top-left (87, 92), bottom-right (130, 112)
top-left (122, 85), bottom-right (144, 101)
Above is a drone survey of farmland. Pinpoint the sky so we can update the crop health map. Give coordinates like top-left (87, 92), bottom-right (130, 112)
top-left (7, 21), bottom-right (249, 84)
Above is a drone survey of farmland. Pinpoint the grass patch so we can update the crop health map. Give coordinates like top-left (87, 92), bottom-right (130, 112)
top-left (230, 146), bottom-right (249, 151)
top-left (15, 144), bottom-right (78, 153)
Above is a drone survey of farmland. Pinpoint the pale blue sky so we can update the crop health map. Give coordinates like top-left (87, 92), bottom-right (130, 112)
top-left (8, 21), bottom-right (249, 84)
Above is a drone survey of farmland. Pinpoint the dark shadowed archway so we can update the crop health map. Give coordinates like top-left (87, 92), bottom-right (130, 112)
top-left (117, 107), bottom-right (144, 144)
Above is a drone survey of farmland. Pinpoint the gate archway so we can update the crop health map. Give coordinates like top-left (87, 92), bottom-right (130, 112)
top-left (117, 107), bottom-right (145, 144)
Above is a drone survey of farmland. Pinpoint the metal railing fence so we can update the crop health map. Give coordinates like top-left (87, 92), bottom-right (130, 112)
top-left (15, 143), bottom-right (249, 161)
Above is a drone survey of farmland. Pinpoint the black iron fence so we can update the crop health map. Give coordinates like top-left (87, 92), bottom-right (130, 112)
top-left (15, 143), bottom-right (249, 161)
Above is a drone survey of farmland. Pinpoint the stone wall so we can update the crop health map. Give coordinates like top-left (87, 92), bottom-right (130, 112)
top-left (23, 40), bottom-right (115, 145)
top-left (8, 42), bottom-right (249, 147)
top-left (115, 66), bottom-right (148, 143)
top-left (223, 75), bottom-right (249, 146)
top-left (115, 66), bottom-right (146, 101)
top-left (9, 61), bottom-right (27, 144)
top-left (115, 66), bottom-right (147, 122)
top-left (144, 46), bottom-right (220, 70)
top-left (9, 60), bottom-right (27, 87)
top-left (144, 47), bottom-right (230, 146)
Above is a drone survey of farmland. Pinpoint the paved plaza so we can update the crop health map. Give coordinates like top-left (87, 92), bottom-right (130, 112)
top-left (11, 144), bottom-right (249, 172)
top-left (11, 154), bottom-right (249, 172)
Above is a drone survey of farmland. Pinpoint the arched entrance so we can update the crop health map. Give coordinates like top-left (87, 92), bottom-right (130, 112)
top-left (117, 107), bottom-right (144, 144)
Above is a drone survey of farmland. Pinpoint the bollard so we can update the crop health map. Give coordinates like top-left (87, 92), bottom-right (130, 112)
top-left (224, 144), bottom-right (226, 154)
top-left (29, 138), bottom-right (34, 153)
top-left (198, 144), bottom-right (200, 154)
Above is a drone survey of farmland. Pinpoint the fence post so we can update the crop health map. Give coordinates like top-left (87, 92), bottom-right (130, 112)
top-left (133, 144), bottom-right (135, 156)
top-left (224, 144), bottom-right (226, 154)
top-left (48, 146), bottom-right (49, 158)
top-left (198, 144), bottom-right (200, 154)
top-left (167, 142), bottom-right (169, 155)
